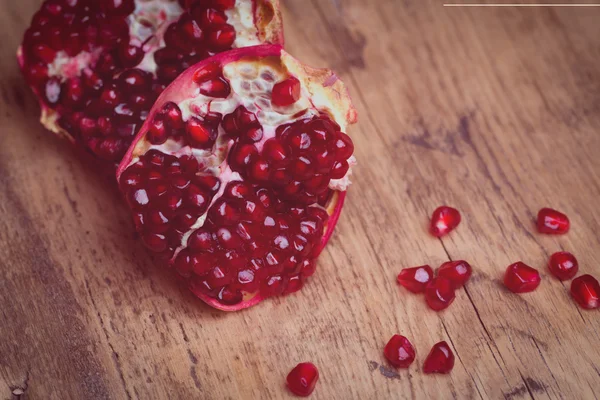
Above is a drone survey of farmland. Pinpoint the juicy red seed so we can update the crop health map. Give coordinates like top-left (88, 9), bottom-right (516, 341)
top-left (162, 102), bottom-right (184, 130)
top-left (217, 286), bottom-right (243, 305)
top-left (286, 363), bottom-right (319, 397)
top-left (397, 265), bottom-right (433, 293)
top-left (101, 0), bottom-right (135, 15)
top-left (263, 139), bottom-right (288, 163)
top-left (198, 77), bottom-right (231, 98)
top-left (188, 229), bottom-right (216, 252)
top-left (207, 24), bottom-right (236, 51)
top-left (423, 342), bottom-right (455, 374)
top-left (437, 260), bottom-right (472, 288)
top-left (548, 252), bottom-right (578, 281)
top-left (32, 43), bottom-right (56, 63)
top-left (300, 259), bottom-right (317, 278)
top-left (504, 262), bottom-right (541, 293)
top-left (570, 274), bottom-right (599, 309)
top-left (330, 160), bottom-right (349, 179)
top-left (193, 62), bottom-right (221, 83)
top-left (186, 117), bottom-right (215, 147)
top-left (147, 117), bottom-right (167, 144)
top-left (272, 77), bottom-right (301, 107)
top-left (199, 8), bottom-right (227, 25)
top-left (537, 208), bottom-right (570, 234)
top-left (425, 277), bottom-right (456, 311)
top-left (142, 232), bottom-right (168, 252)
top-left (384, 335), bottom-right (416, 368)
top-left (332, 132), bottom-right (354, 161)
top-left (261, 274), bottom-right (285, 297)
top-left (430, 206), bottom-right (461, 237)
top-left (211, 0), bottom-right (236, 10)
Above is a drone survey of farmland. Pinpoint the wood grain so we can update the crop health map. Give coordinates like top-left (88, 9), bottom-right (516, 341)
top-left (1, 0), bottom-right (600, 399)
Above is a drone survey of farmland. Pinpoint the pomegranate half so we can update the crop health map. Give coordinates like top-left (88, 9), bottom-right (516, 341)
top-left (116, 45), bottom-right (357, 310)
top-left (17, 0), bottom-right (283, 163)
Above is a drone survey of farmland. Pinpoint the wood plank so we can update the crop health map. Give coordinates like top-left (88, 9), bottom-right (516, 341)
top-left (1, 0), bottom-right (599, 399)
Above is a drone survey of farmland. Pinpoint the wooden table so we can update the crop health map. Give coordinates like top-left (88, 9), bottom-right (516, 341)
top-left (2, 1), bottom-right (599, 399)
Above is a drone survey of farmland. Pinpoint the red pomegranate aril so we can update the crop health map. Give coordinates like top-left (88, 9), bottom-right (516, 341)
top-left (287, 363), bottom-right (319, 397)
top-left (425, 277), bottom-right (456, 311)
top-left (200, 8), bottom-right (227, 26)
top-left (430, 206), bottom-right (461, 237)
top-left (423, 342), bottom-right (455, 374)
top-left (397, 265), bottom-right (433, 293)
top-left (438, 260), bottom-right (472, 288)
top-left (537, 208), bottom-right (570, 234)
top-left (504, 262), bottom-right (541, 293)
top-left (548, 252), bottom-right (578, 281)
top-left (272, 77), bottom-right (301, 107)
top-left (570, 274), bottom-right (599, 309)
top-left (384, 335), bottom-right (416, 368)
top-left (101, 0), bottom-right (135, 16)
top-left (198, 76), bottom-right (231, 98)
top-left (142, 232), bottom-right (168, 252)
top-left (186, 117), bottom-right (215, 147)
top-left (207, 24), bottom-right (236, 51)
top-left (217, 286), bottom-right (242, 305)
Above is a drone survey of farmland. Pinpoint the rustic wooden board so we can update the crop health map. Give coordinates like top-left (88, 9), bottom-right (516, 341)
top-left (1, 0), bottom-right (599, 399)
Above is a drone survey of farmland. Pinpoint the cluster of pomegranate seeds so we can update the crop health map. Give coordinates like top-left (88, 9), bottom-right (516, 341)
top-left (570, 275), bottom-right (600, 309)
top-left (429, 206), bottom-right (461, 237)
top-left (397, 265), bottom-right (433, 293)
top-left (503, 262), bottom-right (541, 293)
top-left (537, 207), bottom-right (570, 234)
top-left (397, 260), bottom-right (472, 311)
top-left (184, 183), bottom-right (329, 304)
top-left (119, 149), bottom-right (221, 260)
top-left (286, 362), bottom-right (319, 397)
top-left (548, 251), bottom-right (578, 281)
top-left (227, 114), bottom-right (354, 205)
top-left (384, 335), bottom-right (416, 368)
top-left (20, 0), bottom-right (242, 162)
top-left (423, 341), bottom-right (455, 374)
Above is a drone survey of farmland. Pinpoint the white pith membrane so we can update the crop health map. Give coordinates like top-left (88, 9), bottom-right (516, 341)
top-left (46, 0), bottom-right (264, 82)
top-left (124, 57), bottom-right (355, 263)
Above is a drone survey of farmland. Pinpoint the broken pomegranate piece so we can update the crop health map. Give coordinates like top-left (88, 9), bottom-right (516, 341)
top-left (18, 0), bottom-right (284, 163)
top-left (287, 362), bottom-right (319, 397)
top-left (537, 208), bottom-right (569, 234)
top-left (570, 274), bottom-right (599, 310)
top-left (423, 341), bottom-right (455, 374)
top-left (548, 251), bottom-right (578, 281)
top-left (117, 45), bottom-right (357, 310)
top-left (384, 334), bottom-right (416, 368)
top-left (504, 262), bottom-right (541, 293)
top-left (430, 206), bottom-right (461, 237)
top-left (397, 265), bottom-right (433, 293)
top-left (425, 277), bottom-right (456, 311)
top-left (438, 260), bottom-right (472, 289)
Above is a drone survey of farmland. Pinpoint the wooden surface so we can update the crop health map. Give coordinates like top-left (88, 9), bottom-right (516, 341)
top-left (1, 0), bottom-right (600, 399)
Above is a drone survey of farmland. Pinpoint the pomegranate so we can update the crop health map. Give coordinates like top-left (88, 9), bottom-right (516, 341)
top-left (18, 0), bottom-right (284, 163)
top-left (430, 206), bottom-right (461, 237)
top-left (287, 362), bottom-right (319, 397)
top-left (570, 275), bottom-right (599, 310)
top-left (383, 334), bottom-right (416, 368)
top-left (437, 260), bottom-right (472, 289)
top-left (548, 251), bottom-right (578, 281)
top-left (116, 45), bottom-right (357, 310)
top-left (504, 262), bottom-right (541, 293)
top-left (397, 265), bottom-right (433, 293)
top-left (423, 341), bottom-right (454, 374)
top-left (537, 207), bottom-right (569, 234)
top-left (424, 277), bottom-right (456, 311)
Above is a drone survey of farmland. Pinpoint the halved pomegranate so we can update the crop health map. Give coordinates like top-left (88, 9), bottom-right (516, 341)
top-left (116, 45), bottom-right (357, 310)
top-left (18, 0), bottom-right (283, 163)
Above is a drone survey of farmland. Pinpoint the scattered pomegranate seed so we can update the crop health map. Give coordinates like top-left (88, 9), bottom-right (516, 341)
top-left (384, 335), bottom-right (416, 368)
top-left (430, 206), bottom-right (461, 237)
top-left (548, 252), bottom-right (578, 281)
top-left (438, 260), bottom-right (472, 288)
top-left (537, 208), bottom-right (569, 234)
top-left (423, 341), bottom-right (455, 374)
top-left (570, 275), bottom-right (599, 309)
top-left (504, 262), bottom-right (541, 293)
top-left (397, 265), bottom-right (433, 293)
top-left (272, 77), bottom-right (301, 107)
top-left (287, 362), bottom-right (319, 397)
top-left (425, 277), bottom-right (456, 311)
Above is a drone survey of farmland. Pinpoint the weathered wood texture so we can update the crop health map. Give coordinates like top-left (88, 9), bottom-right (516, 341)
top-left (1, 0), bottom-right (600, 399)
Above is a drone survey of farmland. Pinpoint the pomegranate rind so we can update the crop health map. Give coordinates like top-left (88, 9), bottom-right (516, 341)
top-left (17, 0), bottom-right (284, 146)
top-left (117, 45), bottom-right (356, 311)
